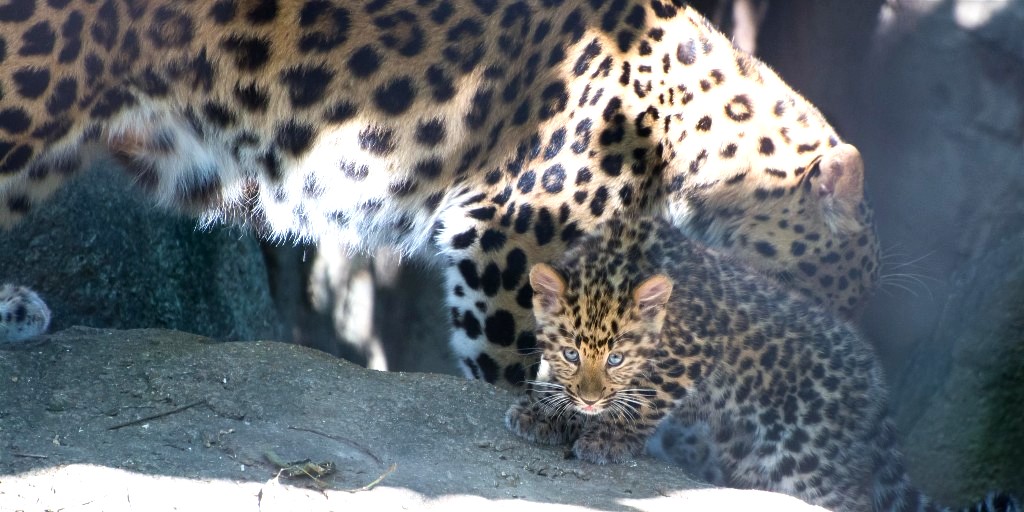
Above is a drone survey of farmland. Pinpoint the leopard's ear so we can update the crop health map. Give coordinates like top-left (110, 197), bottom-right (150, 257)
top-left (634, 274), bottom-right (673, 321)
top-left (530, 263), bottom-right (566, 315)
top-left (816, 143), bottom-right (865, 235)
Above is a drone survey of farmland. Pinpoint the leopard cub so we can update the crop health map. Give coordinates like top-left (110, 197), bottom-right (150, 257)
top-left (505, 217), bottom-right (1017, 512)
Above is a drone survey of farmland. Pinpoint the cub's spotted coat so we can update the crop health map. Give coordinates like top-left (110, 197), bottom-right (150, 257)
top-left (506, 217), bottom-right (1018, 512)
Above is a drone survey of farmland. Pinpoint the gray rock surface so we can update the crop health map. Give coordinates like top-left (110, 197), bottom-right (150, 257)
top-left (859, 0), bottom-right (1024, 375)
top-left (855, 2), bottom-right (1024, 504)
top-left (895, 232), bottom-right (1024, 502)
top-left (0, 167), bottom-right (283, 342)
top-left (0, 328), bottom-right (825, 512)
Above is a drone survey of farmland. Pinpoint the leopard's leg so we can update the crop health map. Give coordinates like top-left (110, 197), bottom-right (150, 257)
top-left (436, 202), bottom-right (575, 389)
top-left (505, 380), bottom-right (584, 446)
top-left (643, 395), bottom-right (729, 485)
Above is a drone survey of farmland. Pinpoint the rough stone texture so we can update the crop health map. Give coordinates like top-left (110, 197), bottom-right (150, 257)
top-left (894, 233), bottom-right (1024, 503)
top-left (859, 0), bottom-right (1024, 373)
top-left (0, 167), bottom-right (284, 342)
top-left (0, 328), bottom-right (826, 512)
top-left (856, 1), bottom-right (1024, 504)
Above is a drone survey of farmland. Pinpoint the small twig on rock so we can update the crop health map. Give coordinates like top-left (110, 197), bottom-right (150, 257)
top-left (107, 400), bottom-right (207, 430)
top-left (287, 425), bottom-right (383, 465)
top-left (12, 452), bottom-right (49, 459)
top-left (343, 463), bottom-right (397, 493)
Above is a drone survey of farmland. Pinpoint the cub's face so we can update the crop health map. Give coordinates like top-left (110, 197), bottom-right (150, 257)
top-left (528, 263), bottom-right (672, 416)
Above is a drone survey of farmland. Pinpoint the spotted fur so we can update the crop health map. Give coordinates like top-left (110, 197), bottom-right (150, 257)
top-left (505, 217), bottom-right (1018, 512)
top-left (0, 1), bottom-right (878, 384)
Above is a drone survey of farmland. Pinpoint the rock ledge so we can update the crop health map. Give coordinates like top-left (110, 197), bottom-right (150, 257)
top-left (0, 328), bottom-right (823, 511)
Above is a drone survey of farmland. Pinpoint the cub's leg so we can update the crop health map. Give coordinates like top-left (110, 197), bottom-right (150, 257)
top-left (570, 404), bottom-right (668, 465)
top-left (504, 386), bottom-right (584, 446)
top-left (569, 386), bottom-right (674, 465)
top-left (646, 418), bottom-right (727, 485)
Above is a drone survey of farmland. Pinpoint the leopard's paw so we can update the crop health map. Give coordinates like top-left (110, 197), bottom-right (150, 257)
top-left (505, 395), bottom-right (580, 446)
top-left (0, 285), bottom-right (51, 344)
top-left (572, 427), bottom-right (644, 465)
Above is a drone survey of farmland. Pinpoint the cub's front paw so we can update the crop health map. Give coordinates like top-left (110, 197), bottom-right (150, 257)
top-left (505, 396), bottom-right (579, 446)
top-left (572, 428), bottom-right (644, 465)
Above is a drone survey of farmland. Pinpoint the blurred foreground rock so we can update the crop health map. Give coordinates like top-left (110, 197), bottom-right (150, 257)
top-left (0, 328), bottom-right (825, 512)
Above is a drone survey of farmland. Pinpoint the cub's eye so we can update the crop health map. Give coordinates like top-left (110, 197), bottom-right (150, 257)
top-left (607, 353), bottom-right (624, 367)
top-left (563, 348), bottom-right (580, 363)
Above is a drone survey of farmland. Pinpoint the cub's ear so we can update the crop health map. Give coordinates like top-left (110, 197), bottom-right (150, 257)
top-left (530, 263), bottom-right (566, 315)
top-left (634, 274), bottom-right (673, 321)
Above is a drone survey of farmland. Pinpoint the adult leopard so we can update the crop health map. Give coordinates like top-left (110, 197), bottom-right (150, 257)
top-left (0, 0), bottom-right (878, 387)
